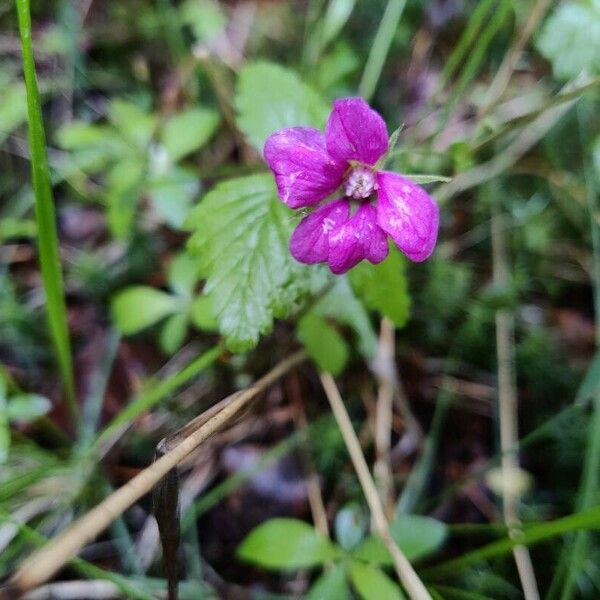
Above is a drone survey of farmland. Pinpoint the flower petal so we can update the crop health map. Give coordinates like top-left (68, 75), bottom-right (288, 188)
top-left (376, 171), bottom-right (439, 262)
top-left (290, 199), bottom-right (350, 265)
top-left (325, 98), bottom-right (389, 166)
top-left (264, 127), bottom-right (346, 209)
top-left (328, 203), bottom-right (389, 274)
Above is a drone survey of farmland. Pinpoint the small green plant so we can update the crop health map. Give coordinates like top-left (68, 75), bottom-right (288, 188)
top-left (237, 513), bottom-right (447, 599)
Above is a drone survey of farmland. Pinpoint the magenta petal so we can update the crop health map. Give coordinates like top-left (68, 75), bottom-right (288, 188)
top-left (328, 203), bottom-right (389, 274)
top-left (376, 171), bottom-right (439, 262)
top-left (290, 199), bottom-right (350, 265)
top-left (264, 127), bottom-right (345, 209)
top-left (325, 98), bottom-right (389, 166)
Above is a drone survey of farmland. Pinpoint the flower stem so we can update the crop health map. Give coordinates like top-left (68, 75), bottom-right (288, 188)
top-left (319, 371), bottom-right (432, 600)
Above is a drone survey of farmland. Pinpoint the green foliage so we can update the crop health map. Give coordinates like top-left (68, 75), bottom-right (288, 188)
top-left (297, 313), bottom-right (349, 375)
top-left (187, 174), bottom-right (323, 351)
top-left (56, 99), bottom-right (218, 238)
top-left (0, 374), bottom-right (51, 463)
top-left (537, 0), bottom-right (600, 80)
top-left (16, 0), bottom-right (76, 415)
top-left (0, 77), bottom-right (27, 145)
top-left (349, 247), bottom-right (411, 328)
top-left (237, 518), bottom-right (338, 570)
top-left (161, 108), bottom-right (220, 163)
top-left (352, 515), bottom-right (447, 565)
top-left (112, 286), bottom-right (180, 334)
top-left (111, 251), bottom-right (215, 354)
top-left (239, 513), bottom-right (445, 598)
top-left (311, 278), bottom-right (378, 358)
top-left (235, 62), bottom-right (329, 151)
top-left (307, 564), bottom-right (350, 600)
top-left (350, 561), bottom-right (406, 600)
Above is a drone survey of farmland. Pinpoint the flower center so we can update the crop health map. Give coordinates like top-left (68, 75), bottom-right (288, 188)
top-left (344, 167), bottom-right (377, 200)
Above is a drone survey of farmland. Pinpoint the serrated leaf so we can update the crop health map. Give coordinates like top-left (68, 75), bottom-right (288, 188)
top-left (297, 313), bottom-right (349, 375)
top-left (312, 278), bottom-right (378, 358)
top-left (235, 61), bottom-right (329, 152)
top-left (237, 518), bottom-right (338, 570)
top-left (112, 286), bottom-right (179, 334)
top-left (350, 561), bottom-right (406, 600)
top-left (307, 564), bottom-right (350, 600)
top-left (161, 108), bottom-right (219, 162)
top-left (187, 174), bottom-right (317, 351)
top-left (352, 515), bottom-right (447, 566)
top-left (349, 247), bottom-right (410, 328)
top-left (537, 1), bottom-right (600, 80)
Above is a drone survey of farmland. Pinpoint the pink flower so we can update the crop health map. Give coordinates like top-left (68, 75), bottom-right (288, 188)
top-left (264, 97), bottom-right (440, 274)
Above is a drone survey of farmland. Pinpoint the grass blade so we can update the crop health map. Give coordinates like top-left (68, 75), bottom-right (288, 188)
top-left (358, 0), bottom-right (406, 101)
top-left (15, 0), bottom-right (77, 418)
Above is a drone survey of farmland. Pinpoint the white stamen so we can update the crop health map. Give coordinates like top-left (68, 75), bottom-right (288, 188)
top-left (345, 167), bottom-right (377, 200)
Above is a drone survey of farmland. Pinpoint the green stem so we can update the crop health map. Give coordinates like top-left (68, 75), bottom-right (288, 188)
top-left (94, 343), bottom-right (224, 450)
top-left (358, 0), bottom-right (406, 102)
top-left (15, 0), bottom-right (77, 420)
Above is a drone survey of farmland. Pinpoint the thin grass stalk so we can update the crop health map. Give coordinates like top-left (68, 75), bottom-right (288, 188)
top-left (15, 0), bottom-right (77, 419)
top-left (8, 351), bottom-right (306, 595)
top-left (550, 100), bottom-right (600, 600)
top-left (491, 198), bottom-right (540, 600)
top-left (94, 343), bottom-right (224, 451)
top-left (319, 372), bottom-right (432, 600)
top-left (422, 504), bottom-right (600, 579)
top-left (358, 0), bottom-right (406, 101)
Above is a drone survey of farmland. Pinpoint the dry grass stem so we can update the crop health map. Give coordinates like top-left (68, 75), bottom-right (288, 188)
top-left (319, 372), bottom-right (432, 600)
top-left (7, 351), bottom-right (306, 596)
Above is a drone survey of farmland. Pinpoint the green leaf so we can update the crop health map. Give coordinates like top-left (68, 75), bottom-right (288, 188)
top-left (105, 158), bottom-right (145, 239)
top-left (404, 174), bottom-right (451, 184)
top-left (320, 0), bottom-right (356, 49)
top-left (146, 166), bottom-right (200, 229)
top-left (112, 286), bottom-right (179, 334)
top-left (168, 252), bottom-right (201, 298)
top-left (180, 0), bottom-right (227, 43)
top-left (307, 564), bottom-right (350, 600)
top-left (0, 82), bottom-right (27, 145)
top-left (190, 295), bottom-right (218, 331)
top-left (108, 99), bottom-right (157, 149)
top-left (352, 515), bottom-right (447, 566)
top-left (537, 1), bottom-right (600, 80)
top-left (161, 108), bottom-right (219, 162)
top-left (6, 394), bottom-right (51, 423)
top-left (16, 0), bottom-right (76, 415)
top-left (159, 313), bottom-right (189, 355)
top-left (350, 561), bottom-right (406, 600)
top-left (312, 278), bottom-right (378, 358)
top-left (297, 313), bottom-right (348, 375)
top-left (349, 247), bottom-right (410, 328)
top-left (335, 502), bottom-right (367, 551)
top-left (187, 174), bottom-right (318, 351)
top-left (0, 393), bottom-right (9, 464)
top-left (235, 61), bottom-right (329, 151)
top-left (237, 518), bottom-right (338, 570)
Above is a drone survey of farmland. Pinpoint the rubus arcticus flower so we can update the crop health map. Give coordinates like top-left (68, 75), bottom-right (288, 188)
top-left (264, 97), bottom-right (440, 274)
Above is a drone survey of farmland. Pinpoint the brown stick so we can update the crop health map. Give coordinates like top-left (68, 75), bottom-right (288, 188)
top-left (8, 351), bottom-right (306, 596)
